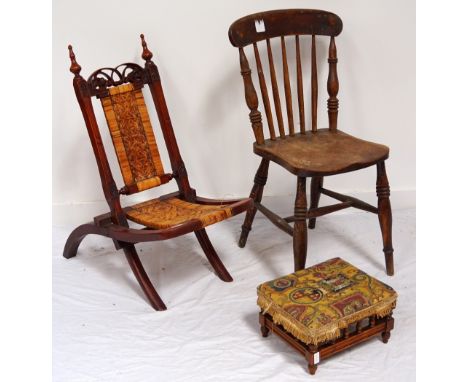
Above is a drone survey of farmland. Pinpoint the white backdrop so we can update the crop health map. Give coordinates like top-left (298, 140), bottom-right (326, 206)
top-left (52, 0), bottom-right (415, 225)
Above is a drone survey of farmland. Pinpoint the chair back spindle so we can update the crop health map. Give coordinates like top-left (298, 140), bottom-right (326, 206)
top-left (239, 47), bottom-right (265, 145)
top-left (266, 39), bottom-right (286, 138)
top-left (327, 36), bottom-right (339, 131)
top-left (311, 35), bottom-right (318, 132)
top-left (229, 9), bottom-right (343, 143)
top-left (295, 35), bottom-right (305, 134)
top-left (253, 43), bottom-right (276, 140)
top-left (281, 36), bottom-right (294, 136)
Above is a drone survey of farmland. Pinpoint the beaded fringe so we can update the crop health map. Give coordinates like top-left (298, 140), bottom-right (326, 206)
top-left (257, 291), bottom-right (397, 346)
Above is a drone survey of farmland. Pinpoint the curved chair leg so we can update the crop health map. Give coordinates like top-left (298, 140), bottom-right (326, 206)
top-left (308, 176), bottom-right (323, 229)
top-left (122, 244), bottom-right (167, 311)
top-left (293, 177), bottom-right (308, 271)
top-left (63, 223), bottom-right (101, 259)
top-left (239, 158), bottom-right (270, 248)
top-left (195, 229), bottom-right (233, 282)
top-left (376, 161), bottom-right (394, 276)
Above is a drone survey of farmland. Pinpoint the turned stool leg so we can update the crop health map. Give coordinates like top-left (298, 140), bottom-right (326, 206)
top-left (376, 161), bottom-right (394, 276)
top-left (306, 345), bottom-right (319, 375)
top-left (308, 363), bottom-right (318, 375)
top-left (308, 177), bottom-right (323, 229)
top-left (382, 331), bottom-right (391, 344)
top-left (259, 312), bottom-right (270, 337)
top-left (239, 159), bottom-right (270, 248)
top-left (294, 177), bottom-right (308, 271)
top-left (381, 314), bottom-right (394, 344)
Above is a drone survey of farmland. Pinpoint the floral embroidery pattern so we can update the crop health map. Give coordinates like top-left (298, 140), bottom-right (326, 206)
top-left (110, 90), bottom-right (157, 182)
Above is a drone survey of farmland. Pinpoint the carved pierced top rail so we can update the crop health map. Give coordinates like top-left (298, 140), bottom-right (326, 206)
top-left (87, 63), bottom-right (153, 98)
top-left (68, 37), bottom-right (160, 99)
top-left (229, 9), bottom-right (342, 47)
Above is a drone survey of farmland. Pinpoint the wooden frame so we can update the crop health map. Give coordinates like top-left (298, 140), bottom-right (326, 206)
top-left (64, 35), bottom-right (252, 311)
top-left (259, 312), bottom-right (394, 375)
top-left (229, 9), bottom-right (394, 275)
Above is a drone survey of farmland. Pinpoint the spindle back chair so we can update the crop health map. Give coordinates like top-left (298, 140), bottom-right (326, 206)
top-left (63, 35), bottom-right (251, 311)
top-left (229, 9), bottom-right (394, 275)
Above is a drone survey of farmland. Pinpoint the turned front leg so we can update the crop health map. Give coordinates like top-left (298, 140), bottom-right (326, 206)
top-left (376, 161), bottom-right (394, 275)
top-left (239, 159), bottom-right (270, 248)
top-left (293, 177), bottom-right (308, 271)
top-left (308, 176), bottom-right (323, 229)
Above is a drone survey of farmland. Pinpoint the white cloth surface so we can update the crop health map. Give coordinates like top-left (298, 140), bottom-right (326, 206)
top-left (53, 209), bottom-right (415, 381)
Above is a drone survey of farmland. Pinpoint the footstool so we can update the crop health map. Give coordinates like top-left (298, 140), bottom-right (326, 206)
top-left (257, 258), bottom-right (397, 375)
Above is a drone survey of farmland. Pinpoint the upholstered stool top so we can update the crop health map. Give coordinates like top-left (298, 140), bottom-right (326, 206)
top-left (257, 258), bottom-right (397, 345)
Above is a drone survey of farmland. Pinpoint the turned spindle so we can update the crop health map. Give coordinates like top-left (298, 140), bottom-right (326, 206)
top-left (356, 320), bottom-right (363, 333)
top-left (239, 48), bottom-right (264, 144)
top-left (253, 43), bottom-right (275, 140)
top-left (266, 39), bottom-right (285, 138)
top-left (296, 35), bottom-right (305, 134)
top-left (344, 325), bottom-right (350, 339)
top-left (311, 35), bottom-right (318, 132)
top-left (281, 36), bottom-right (294, 136)
top-left (327, 37), bottom-right (339, 131)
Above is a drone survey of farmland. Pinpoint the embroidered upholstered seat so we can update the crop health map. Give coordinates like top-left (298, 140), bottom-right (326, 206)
top-left (257, 257), bottom-right (397, 374)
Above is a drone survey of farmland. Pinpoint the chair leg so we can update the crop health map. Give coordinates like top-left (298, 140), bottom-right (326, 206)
top-left (195, 229), bottom-right (233, 282)
top-left (259, 312), bottom-right (270, 337)
top-left (293, 177), bottom-right (308, 271)
top-left (63, 223), bottom-right (100, 259)
top-left (306, 345), bottom-right (319, 375)
top-left (122, 244), bottom-right (167, 311)
top-left (308, 176), bottom-right (323, 229)
top-left (63, 224), bottom-right (166, 310)
top-left (238, 158), bottom-right (270, 248)
top-left (376, 161), bottom-right (394, 276)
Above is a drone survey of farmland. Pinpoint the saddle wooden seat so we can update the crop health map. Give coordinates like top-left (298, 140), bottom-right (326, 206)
top-left (64, 35), bottom-right (252, 311)
top-left (254, 129), bottom-right (389, 176)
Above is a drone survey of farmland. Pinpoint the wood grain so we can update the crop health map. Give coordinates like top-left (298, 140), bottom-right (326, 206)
top-left (253, 43), bottom-right (276, 140)
top-left (266, 39), bottom-right (286, 138)
top-left (281, 36), bottom-right (294, 136)
top-left (295, 35), bottom-right (305, 134)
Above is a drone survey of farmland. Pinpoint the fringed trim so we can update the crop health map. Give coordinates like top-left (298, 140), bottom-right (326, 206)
top-left (257, 291), bottom-right (397, 346)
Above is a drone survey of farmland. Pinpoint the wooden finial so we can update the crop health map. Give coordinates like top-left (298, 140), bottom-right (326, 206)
top-left (68, 45), bottom-right (81, 77)
top-left (140, 34), bottom-right (153, 61)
